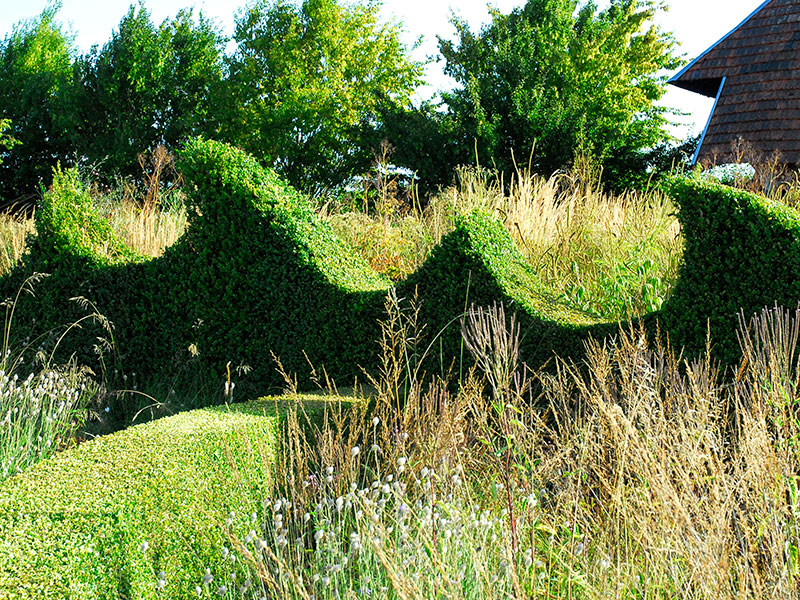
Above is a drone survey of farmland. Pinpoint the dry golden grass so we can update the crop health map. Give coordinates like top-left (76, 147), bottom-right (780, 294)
top-left (0, 213), bottom-right (33, 275)
top-left (235, 300), bottom-right (800, 599)
top-left (102, 199), bottom-right (187, 258)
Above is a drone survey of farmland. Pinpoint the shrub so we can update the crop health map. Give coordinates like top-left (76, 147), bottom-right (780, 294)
top-left (660, 175), bottom-right (800, 364)
top-left (4, 139), bottom-right (391, 398)
top-left (397, 209), bottom-right (615, 379)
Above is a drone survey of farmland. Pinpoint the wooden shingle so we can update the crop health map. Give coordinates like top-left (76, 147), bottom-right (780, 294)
top-left (669, 0), bottom-right (800, 165)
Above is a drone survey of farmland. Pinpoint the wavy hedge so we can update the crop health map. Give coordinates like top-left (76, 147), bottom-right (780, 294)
top-left (0, 396), bottom-right (352, 599)
top-left (659, 176), bottom-right (800, 364)
top-left (4, 139), bottom-right (390, 396)
top-left (8, 140), bottom-right (798, 396)
top-left (397, 209), bottom-right (612, 377)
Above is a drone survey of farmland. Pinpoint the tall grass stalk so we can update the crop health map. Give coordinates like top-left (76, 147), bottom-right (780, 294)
top-left (0, 212), bottom-right (33, 276)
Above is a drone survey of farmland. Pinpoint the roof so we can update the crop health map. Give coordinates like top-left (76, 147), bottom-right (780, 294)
top-left (669, 0), bottom-right (800, 165)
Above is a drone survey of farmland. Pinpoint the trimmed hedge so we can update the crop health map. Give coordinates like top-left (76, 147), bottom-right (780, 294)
top-left (0, 139), bottom-right (620, 395)
top-left (659, 176), bottom-right (800, 364)
top-left (18, 140), bottom-right (797, 395)
top-left (0, 395), bottom-right (354, 599)
top-left (5, 139), bottom-right (390, 395)
top-left (397, 210), bottom-right (614, 377)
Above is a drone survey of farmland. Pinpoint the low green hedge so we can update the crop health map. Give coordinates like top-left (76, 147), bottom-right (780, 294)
top-left (0, 395), bottom-right (354, 599)
top-left (659, 176), bottom-right (800, 364)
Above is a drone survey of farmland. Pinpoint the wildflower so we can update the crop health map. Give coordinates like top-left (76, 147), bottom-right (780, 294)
top-left (372, 416), bottom-right (379, 427)
top-left (140, 541), bottom-right (149, 553)
top-left (351, 446), bottom-right (360, 458)
top-left (524, 549), bottom-right (534, 568)
top-left (195, 586), bottom-right (202, 597)
top-left (202, 569), bottom-right (213, 585)
top-left (217, 585), bottom-right (227, 595)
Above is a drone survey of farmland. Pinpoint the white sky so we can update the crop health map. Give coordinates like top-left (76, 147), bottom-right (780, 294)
top-left (0, 0), bottom-right (764, 139)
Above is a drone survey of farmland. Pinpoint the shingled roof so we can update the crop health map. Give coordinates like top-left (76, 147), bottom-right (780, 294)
top-left (669, 0), bottom-right (800, 165)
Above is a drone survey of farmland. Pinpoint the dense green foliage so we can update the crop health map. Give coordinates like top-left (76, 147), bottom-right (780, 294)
top-left (397, 210), bottom-right (611, 378)
top-left (223, 0), bottom-right (422, 191)
top-left (386, 0), bottom-right (681, 190)
top-left (1, 0), bottom-right (419, 197)
top-left (660, 176), bottom-right (800, 364)
top-left (10, 138), bottom-right (798, 399)
top-left (71, 6), bottom-right (225, 180)
top-left (35, 166), bottom-right (141, 265)
top-left (0, 119), bottom-right (18, 166)
top-left (0, 6), bottom-right (74, 202)
top-left (5, 139), bottom-right (390, 395)
top-left (0, 396), bottom-right (349, 598)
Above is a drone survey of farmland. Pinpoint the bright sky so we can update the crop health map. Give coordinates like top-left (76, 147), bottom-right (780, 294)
top-left (0, 0), bottom-right (764, 139)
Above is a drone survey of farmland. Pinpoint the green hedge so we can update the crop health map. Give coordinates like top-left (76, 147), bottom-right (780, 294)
top-left (5, 139), bottom-right (390, 396)
top-left (0, 139), bottom-right (620, 396)
top-left (0, 396), bottom-right (353, 599)
top-left (397, 210), bottom-right (614, 377)
top-left (18, 141), bottom-right (795, 397)
top-left (659, 176), bottom-right (800, 364)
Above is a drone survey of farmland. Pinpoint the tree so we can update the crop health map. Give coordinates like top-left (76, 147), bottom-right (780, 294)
top-left (0, 4), bottom-right (75, 202)
top-left (431, 0), bottom-right (681, 184)
top-left (0, 119), bottom-right (20, 166)
top-left (224, 0), bottom-right (423, 192)
top-left (74, 5), bottom-right (225, 180)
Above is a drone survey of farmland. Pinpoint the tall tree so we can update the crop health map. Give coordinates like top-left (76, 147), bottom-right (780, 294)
top-left (75, 5), bottom-right (225, 180)
top-left (224, 0), bottom-right (423, 192)
top-left (0, 4), bottom-right (74, 202)
top-left (422, 0), bottom-right (681, 185)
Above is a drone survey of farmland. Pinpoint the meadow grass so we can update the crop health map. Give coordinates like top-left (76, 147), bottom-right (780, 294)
top-left (214, 301), bottom-right (800, 600)
top-left (326, 166), bottom-right (682, 321)
top-left (3, 163), bottom-right (799, 599)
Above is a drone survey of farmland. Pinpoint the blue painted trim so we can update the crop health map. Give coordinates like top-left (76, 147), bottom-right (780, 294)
top-left (693, 76), bottom-right (727, 165)
top-left (669, 0), bottom-right (773, 84)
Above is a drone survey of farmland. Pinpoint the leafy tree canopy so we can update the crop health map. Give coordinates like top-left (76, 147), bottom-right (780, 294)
top-left (73, 4), bottom-right (225, 180)
top-left (430, 0), bottom-right (681, 185)
top-left (0, 2), bottom-right (74, 201)
top-left (0, 119), bottom-right (20, 166)
top-left (224, 0), bottom-right (423, 192)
